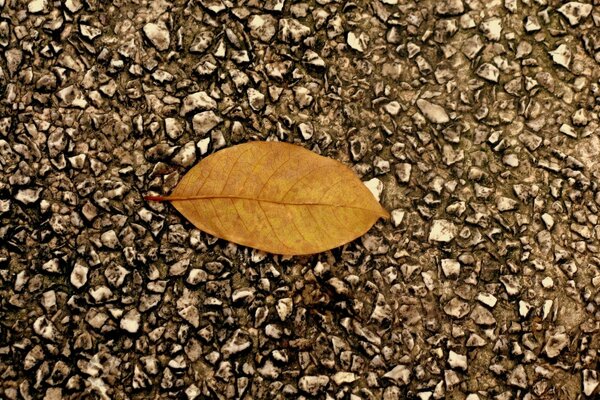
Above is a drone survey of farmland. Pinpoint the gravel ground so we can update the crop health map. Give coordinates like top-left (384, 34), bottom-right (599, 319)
top-left (1, 0), bottom-right (600, 399)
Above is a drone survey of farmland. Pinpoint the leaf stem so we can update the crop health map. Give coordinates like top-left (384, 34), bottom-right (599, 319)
top-left (144, 195), bottom-right (169, 202)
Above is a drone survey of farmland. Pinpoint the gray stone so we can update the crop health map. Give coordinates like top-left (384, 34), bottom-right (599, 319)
top-left (178, 305), bottom-right (200, 328)
top-left (101, 230), bottom-right (120, 249)
top-left (441, 259), bottom-right (461, 278)
top-left (192, 111), bottom-right (223, 135)
top-left (480, 18), bottom-right (502, 41)
top-left (190, 31), bottom-right (214, 53)
top-left (383, 365), bottom-right (411, 386)
top-left (435, 0), bottom-right (464, 16)
top-left (543, 331), bottom-right (569, 358)
top-left (15, 188), bottom-right (42, 204)
top-left (470, 304), bottom-right (496, 325)
top-left (429, 219), bottom-right (457, 242)
top-left (120, 309), bottom-right (141, 333)
top-left (448, 350), bottom-right (467, 370)
top-left (41, 259), bottom-right (61, 273)
top-left (347, 31), bottom-right (368, 52)
top-left (33, 316), bottom-right (60, 341)
top-left (28, 0), bottom-right (47, 13)
top-left (56, 85), bottom-right (88, 108)
top-left (165, 118), bottom-right (184, 140)
top-left (583, 369), bottom-right (599, 396)
top-left (172, 141), bottom-right (196, 167)
top-left (444, 297), bottom-right (470, 318)
top-left (180, 92), bottom-right (217, 116)
top-left (70, 263), bottom-right (88, 288)
top-left (476, 63), bottom-right (500, 82)
top-left (395, 163), bottom-right (412, 183)
top-left (5, 48), bottom-right (23, 76)
top-left (462, 35), bottom-right (483, 59)
top-left (303, 50), bottom-right (325, 69)
top-left (549, 44), bottom-right (572, 69)
top-left (508, 365), bottom-right (528, 389)
top-left (248, 14), bottom-right (278, 42)
top-left (417, 99), bottom-right (449, 124)
top-left (332, 372), bottom-right (357, 385)
top-left (221, 329), bottom-right (252, 357)
top-left (143, 22), bottom-right (170, 51)
top-left (278, 19), bottom-right (310, 43)
top-left (276, 298), bottom-right (293, 321)
top-left (297, 122), bottom-right (313, 140)
top-left (558, 2), bottom-right (593, 26)
top-left (247, 88), bottom-right (265, 111)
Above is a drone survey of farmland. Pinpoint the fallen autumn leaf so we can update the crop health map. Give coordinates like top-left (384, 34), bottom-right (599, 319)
top-left (145, 141), bottom-right (388, 255)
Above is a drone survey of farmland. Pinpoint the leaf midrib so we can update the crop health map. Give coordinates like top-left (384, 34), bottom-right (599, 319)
top-left (166, 194), bottom-right (383, 214)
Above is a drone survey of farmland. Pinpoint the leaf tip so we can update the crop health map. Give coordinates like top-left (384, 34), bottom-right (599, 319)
top-left (380, 207), bottom-right (391, 220)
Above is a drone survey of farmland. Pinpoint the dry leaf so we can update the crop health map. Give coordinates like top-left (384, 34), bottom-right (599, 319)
top-left (145, 141), bottom-right (388, 255)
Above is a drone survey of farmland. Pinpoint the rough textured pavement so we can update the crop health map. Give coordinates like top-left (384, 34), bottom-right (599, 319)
top-left (1, 0), bottom-right (600, 399)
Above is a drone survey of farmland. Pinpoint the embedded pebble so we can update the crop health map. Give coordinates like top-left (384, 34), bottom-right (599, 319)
top-left (70, 263), bottom-right (89, 288)
top-left (476, 63), bottom-right (500, 82)
top-left (120, 309), bottom-right (141, 333)
top-left (28, 0), bottom-right (47, 13)
top-left (429, 219), bottom-right (457, 242)
top-left (180, 91), bottom-right (217, 116)
top-left (395, 163), bottom-right (412, 183)
top-left (364, 178), bottom-right (384, 202)
top-left (558, 2), bottom-right (593, 26)
top-left (549, 44), bottom-right (572, 69)
top-left (448, 350), bottom-right (467, 370)
top-left (347, 31), bottom-right (368, 53)
top-left (416, 99), bottom-right (449, 124)
top-left (172, 141), bottom-right (196, 167)
top-left (391, 209), bottom-right (405, 227)
top-left (470, 305), bottom-right (496, 325)
top-left (298, 375), bottom-right (329, 395)
top-left (248, 14), bottom-right (278, 42)
top-left (441, 259), bottom-right (461, 278)
top-left (508, 365), bottom-right (528, 389)
top-left (383, 365), bottom-right (411, 386)
top-left (143, 22), bottom-right (170, 51)
top-left (15, 188), bottom-right (43, 204)
top-left (101, 230), bottom-right (120, 249)
top-left (583, 369), bottom-right (599, 396)
top-left (192, 111), bottom-right (222, 135)
top-left (543, 331), bottom-right (569, 358)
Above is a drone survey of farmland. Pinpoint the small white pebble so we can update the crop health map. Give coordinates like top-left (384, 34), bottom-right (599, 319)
top-left (364, 178), bottom-right (384, 202)
top-left (477, 293), bottom-right (497, 308)
top-left (541, 276), bottom-right (554, 289)
top-left (441, 259), bottom-right (461, 278)
top-left (391, 209), bottom-right (405, 227)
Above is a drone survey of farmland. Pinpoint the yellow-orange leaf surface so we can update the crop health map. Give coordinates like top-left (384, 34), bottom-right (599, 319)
top-left (146, 141), bottom-right (389, 255)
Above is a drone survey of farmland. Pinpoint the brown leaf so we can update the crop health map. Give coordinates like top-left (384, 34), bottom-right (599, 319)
top-left (145, 141), bottom-right (388, 255)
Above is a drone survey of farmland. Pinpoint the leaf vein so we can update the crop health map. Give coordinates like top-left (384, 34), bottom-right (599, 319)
top-left (279, 164), bottom-right (327, 202)
top-left (257, 201), bottom-right (290, 252)
top-left (256, 151), bottom-right (292, 198)
top-left (284, 204), bottom-right (310, 244)
top-left (231, 199), bottom-right (251, 235)
top-left (315, 176), bottom-right (346, 204)
top-left (219, 147), bottom-right (252, 195)
top-left (209, 198), bottom-right (227, 236)
top-left (332, 206), bottom-right (353, 232)
top-left (194, 157), bottom-right (218, 196)
top-left (305, 204), bottom-right (330, 243)
top-left (235, 146), bottom-right (273, 197)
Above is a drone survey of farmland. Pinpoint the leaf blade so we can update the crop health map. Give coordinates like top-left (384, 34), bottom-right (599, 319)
top-left (149, 141), bottom-right (388, 255)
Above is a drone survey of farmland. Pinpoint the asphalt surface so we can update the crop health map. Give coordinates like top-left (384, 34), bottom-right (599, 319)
top-left (1, 0), bottom-right (600, 399)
